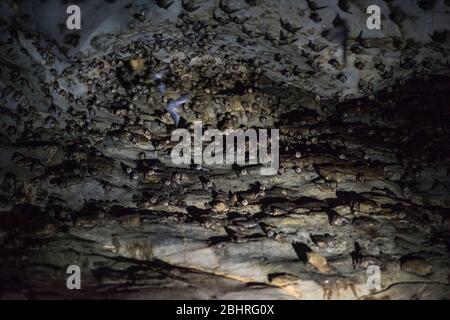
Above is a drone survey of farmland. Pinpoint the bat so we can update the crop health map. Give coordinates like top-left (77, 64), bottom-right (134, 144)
top-left (154, 69), bottom-right (168, 94)
top-left (322, 14), bottom-right (349, 65)
top-left (166, 95), bottom-right (190, 127)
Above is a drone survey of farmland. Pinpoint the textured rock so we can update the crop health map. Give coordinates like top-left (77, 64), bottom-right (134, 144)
top-left (0, 0), bottom-right (450, 300)
top-left (401, 257), bottom-right (433, 277)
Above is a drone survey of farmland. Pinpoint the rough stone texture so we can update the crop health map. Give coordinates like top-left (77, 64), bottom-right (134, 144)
top-left (0, 0), bottom-right (450, 299)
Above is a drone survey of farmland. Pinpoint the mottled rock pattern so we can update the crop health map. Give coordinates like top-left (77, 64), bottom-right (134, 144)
top-left (0, 0), bottom-right (450, 299)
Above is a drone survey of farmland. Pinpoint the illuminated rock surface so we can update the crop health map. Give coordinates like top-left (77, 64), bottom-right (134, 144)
top-left (0, 0), bottom-right (449, 299)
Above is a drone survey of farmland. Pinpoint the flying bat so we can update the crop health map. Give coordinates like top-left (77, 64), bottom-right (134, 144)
top-left (166, 95), bottom-right (190, 127)
top-left (322, 14), bottom-right (349, 65)
top-left (153, 69), bottom-right (168, 94)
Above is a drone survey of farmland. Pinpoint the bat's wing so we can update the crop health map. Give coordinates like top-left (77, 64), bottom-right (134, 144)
top-left (156, 0), bottom-right (174, 9)
top-left (154, 71), bottom-right (166, 80)
top-left (174, 95), bottom-right (190, 106)
top-left (158, 83), bottom-right (166, 95)
top-left (166, 107), bottom-right (180, 127)
top-left (165, 95), bottom-right (190, 127)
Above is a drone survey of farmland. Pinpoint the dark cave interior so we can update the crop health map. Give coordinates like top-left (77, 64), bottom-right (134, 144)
top-left (0, 0), bottom-right (450, 299)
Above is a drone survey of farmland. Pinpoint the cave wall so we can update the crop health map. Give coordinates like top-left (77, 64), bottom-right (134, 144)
top-left (0, 0), bottom-right (450, 299)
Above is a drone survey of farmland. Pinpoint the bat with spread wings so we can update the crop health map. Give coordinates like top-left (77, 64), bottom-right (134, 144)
top-left (166, 95), bottom-right (190, 127)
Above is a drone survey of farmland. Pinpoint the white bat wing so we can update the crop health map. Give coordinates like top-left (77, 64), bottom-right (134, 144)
top-left (167, 107), bottom-right (180, 127)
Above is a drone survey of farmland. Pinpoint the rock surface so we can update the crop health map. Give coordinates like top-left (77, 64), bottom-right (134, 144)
top-left (0, 0), bottom-right (450, 299)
